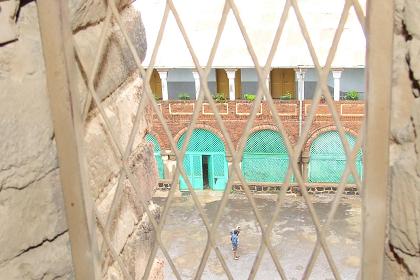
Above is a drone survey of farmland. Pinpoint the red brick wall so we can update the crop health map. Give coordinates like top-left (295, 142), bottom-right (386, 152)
top-left (149, 100), bottom-right (364, 155)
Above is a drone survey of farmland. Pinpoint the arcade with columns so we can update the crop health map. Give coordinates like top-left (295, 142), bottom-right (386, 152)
top-left (149, 67), bottom-right (351, 102)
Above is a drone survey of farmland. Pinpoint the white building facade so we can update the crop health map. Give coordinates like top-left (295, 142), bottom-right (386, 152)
top-left (135, 0), bottom-right (366, 100)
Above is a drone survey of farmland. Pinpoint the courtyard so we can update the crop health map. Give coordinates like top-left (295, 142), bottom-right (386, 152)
top-left (1, 0), bottom-right (413, 278)
top-left (153, 191), bottom-right (361, 279)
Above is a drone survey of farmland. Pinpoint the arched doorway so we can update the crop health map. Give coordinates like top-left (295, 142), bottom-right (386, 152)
top-left (177, 129), bottom-right (228, 190)
top-left (145, 134), bottom-right (164, 179)
top-left (242, 129), bottom-right (289, 183)
top-left (308, 131), bottom-right (363, 183)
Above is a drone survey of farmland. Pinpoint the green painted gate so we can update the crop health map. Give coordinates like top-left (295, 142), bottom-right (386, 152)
top-left (177, 129), bottom-right (228, 191)
top-left (242, 130), bottom-right (290, 183)
top-left (145, 134), bottom-right (164, 179)
top-left (308, 131), bottom-right (363, 183)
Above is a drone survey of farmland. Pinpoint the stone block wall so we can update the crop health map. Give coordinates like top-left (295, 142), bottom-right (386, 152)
top-left (0, 2), bottom-right (73, 279)
top-left (385, 0), bottom-right (420, 278)
top-left (2, 0), bottom-right (419, 278)
top-left (0, 0), bottom-right (156, 279)
top-left (86, 73), bottom-right (160, 279)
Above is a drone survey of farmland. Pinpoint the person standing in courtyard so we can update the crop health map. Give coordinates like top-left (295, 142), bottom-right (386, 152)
top-left (230, 226), bottom-right (240, 260)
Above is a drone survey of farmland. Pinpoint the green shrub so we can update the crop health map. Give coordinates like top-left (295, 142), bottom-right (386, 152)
top-left (153, 93), bottom-right (162, 101)
top-left (213, 93), bottom-right (227, 103)
top-left (344, 90), bottom-right (359, 100)
top-left (243, 93), bottom-right (256, 101)
top-left (279, 92), bottom-right (293, 100)
top-left (178, 93), bottom-right (191, 100)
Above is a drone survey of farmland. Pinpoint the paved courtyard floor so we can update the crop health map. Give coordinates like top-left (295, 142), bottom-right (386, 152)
top-left (152, 191), bottom-right (361, 280)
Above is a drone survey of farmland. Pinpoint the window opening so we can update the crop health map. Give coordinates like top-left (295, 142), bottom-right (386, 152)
top-left (242, 129), bottom-right (290, 183)
top-left (308, 131), bottom-right (363, 183)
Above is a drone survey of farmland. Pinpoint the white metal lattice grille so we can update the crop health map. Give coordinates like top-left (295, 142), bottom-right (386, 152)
top-left (35, 0), bottom-right (394, 279)
top-left (77, 0), bottom-right (364, 278)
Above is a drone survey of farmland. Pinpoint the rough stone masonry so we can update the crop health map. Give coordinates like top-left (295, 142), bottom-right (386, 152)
top-left (1, 0), bottom-right (420, 279)
top-left (385, 0), bottom-right (420, 279)
top-left (0, 0), bottom-right (160, 279)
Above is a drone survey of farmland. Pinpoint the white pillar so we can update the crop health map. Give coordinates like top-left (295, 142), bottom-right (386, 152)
top-left (295, 68), bottom-right (306, 137)
top-left (192, 71), bottom-right (200, 99)
top-left (225, 69), bottom-right (237, 101)
top-left (332, 70), bottom-right (343, 101)
top-left (161, 153), bottom-right (173, 179)
top-left (157, 70), bottom-right (169, 101)
top-left (264, 71), bottom-right (270, 100)
top-left (165, 153), bottom-right (177, 180)
top-left (295, 68), bottom-right (306, 101)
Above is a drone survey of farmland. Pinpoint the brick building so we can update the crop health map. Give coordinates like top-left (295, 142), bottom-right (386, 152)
top-left (147, 99), bottom-right (364, 191)
top-left (138, 0), bottom-right (366, 191)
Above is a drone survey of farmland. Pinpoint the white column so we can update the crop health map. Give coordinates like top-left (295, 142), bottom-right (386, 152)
top-left (295, 68), bottom-right (306, 101)
top-left (165, 152), bottom-right (177, 180)
top-left (192, 71), bottom-right (200, 99)
top-left (295, 68), bottom-right (306, 137)
top-left (157, 70), bottom-right (169, 101)
top-left (161, 153), bottom-right (170, 179)
top-left (332, 70), bottom-right (343, 101)
top-left (225, 69), bottom-right (237, 101)
top-left (264, 71), bottom-right (270, 100)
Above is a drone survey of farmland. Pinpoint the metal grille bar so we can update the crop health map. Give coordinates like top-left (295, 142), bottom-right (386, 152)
top-left (362, 0), bottom-right (393, 278)
top-left (37, 0), bottom-right (100, 279)
top-left (35, 0), bottom-right (394, 278)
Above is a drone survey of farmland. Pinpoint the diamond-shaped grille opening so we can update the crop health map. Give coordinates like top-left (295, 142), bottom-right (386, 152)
top-left (210, 193), bottom-right (264, 278)
top-left (158, 195), bottom-right (209, 279)
top-left (39, 0), bottom-right (379, 278)
top-left (309, 131), bottom-right (363, 183)
top-left (242, 130), bottom-right (290, 183)
top-left (177, 129), bottom-right (226, 153)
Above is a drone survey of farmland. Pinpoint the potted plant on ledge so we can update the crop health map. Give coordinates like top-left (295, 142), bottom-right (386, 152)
top-left (213, 93), bottom-right (227, 103)
top-left (243, 93), bottom-right (256, 101)
top-left (344, 90), bottom-right (359, 100)
top-left (178, 93), bottom-right (191, 100)
top-left (279, 91), bottom-right (293, 101)
top-left (153, 93), bottom-right (162, 101)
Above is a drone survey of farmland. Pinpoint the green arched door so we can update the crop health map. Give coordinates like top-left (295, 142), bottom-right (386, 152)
top-left (242, 130), bottom-right (289, 183)
top-left (308, 131), bottom-right (363, 183)
top-left (145, 134), bottom-right (164, 179)
top-left (177, 129), bottom-right (228, 191)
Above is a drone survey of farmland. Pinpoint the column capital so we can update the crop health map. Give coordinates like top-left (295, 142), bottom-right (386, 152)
top-left (332, 69), bottom-right (343, 79)
top-left (225, 68), bottom-right (237, 79)
top-left (157, 69), bottom-right (169, 79)
top-left (294, 67), bottom-right (306, 80)
top-left (294, 67), bottom-right (307, 72)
